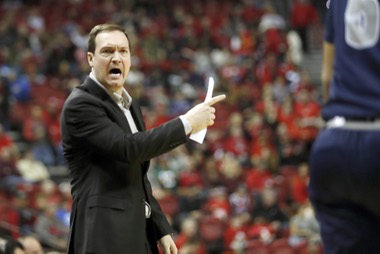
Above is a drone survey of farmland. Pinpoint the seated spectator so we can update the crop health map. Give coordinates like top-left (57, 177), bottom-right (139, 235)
top-left (44, 97), bottom-right (65, 165)
top-left (16, 149), bottom-right (50, 183)
top-left (258, 4), bottom-right (286, 35)
top-left (22, 106), bottom-right (55, 166)
top-left (249, 129), bottom-right (278, 171)
top-left (0, 123), bottom-right (13, 151)
top-left (290, 163), bottom-right (309, 205)
top-left (251, 186), bottom-right (289, 238)
top-left (218, 155), bottom-right (245, 193)
top-left (245, 159), bottom-right (274, 192)
top-left (154, 156), bottom-right (179, 191)
top-left (276, 124), bottom-right (309, 165)
top-left (0, 124), bottom-right (19, 160)
top-left (8, 71), bottom-right (31, 103)
top-left (293, 79), bottom-right (321, 142)
top-left (33, 204), bottom-right (68, 252)
top-left (0, 148), bottom-right (24, 194)
top-left (223, 126), bottom-right (249, 159)
top-left (177, 184), bottom-right (204, 217)
top-left (224, 214), bottom-right (250, 251)
top-left (228, 184), bottom-right (253, 216)
top-left (22, 105), bottom-right (47, 144)
top-left (11, 191), bottom-right (35, 237)
top-left (18, 236), bottom-right (43, 254)
top-left (201, 157), bottom-right (222, 189)
top-left (33, 179), bottom-right (61, 212)
top-left (247, 217), bottom-right (276, 245)
top-left (179, 242), bottom-right (207, 254)
top-left (0, 237), bottom-right (25, 254)
top-left (55, 182), bottom-right (71, 228)
top-left (175, 215), bottom-right (207, 254)
top-left (286, 30), bottom-right (303, 66)
top-left (288, 201), bottom-right (320, 248)
top-left (178, 159), bottom-right (204, 189)
top-left (271, 75), bottom-right (291, 104)
top-left (0, 193), bottom-right (22, 239)
top-left (29, 129), bottom-right (55, 167)
top-left (203, 187), bottom-right (231, 220)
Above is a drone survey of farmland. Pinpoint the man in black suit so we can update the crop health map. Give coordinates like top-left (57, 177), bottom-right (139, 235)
top-left (60, 23), bottom-right (225, 254)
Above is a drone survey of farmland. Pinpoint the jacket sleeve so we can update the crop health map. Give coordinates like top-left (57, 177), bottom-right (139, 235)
top-left (61, 93), bottom-right (188, 164)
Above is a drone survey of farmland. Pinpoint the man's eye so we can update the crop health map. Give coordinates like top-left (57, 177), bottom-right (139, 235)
top-left (121, 50), bottom-right (128, 55)
top-left (102, 50), bottom-right (111, 55)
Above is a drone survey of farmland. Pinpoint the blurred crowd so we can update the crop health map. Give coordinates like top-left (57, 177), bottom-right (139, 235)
top-left (0, 0), bottom-right (326, 253)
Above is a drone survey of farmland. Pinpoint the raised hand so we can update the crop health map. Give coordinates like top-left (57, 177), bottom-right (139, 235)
top-left (183, 94), bottom-right (226, 134)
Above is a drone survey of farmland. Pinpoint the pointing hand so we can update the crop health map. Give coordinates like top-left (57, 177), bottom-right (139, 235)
top-left (184, 94), bottom-right (226, 134)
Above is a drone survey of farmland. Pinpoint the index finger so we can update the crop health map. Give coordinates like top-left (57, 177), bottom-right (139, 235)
top-left (205, 94), bottom-right (226, 106)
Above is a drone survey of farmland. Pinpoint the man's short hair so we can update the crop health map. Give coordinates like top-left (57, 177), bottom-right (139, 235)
top-left (88, 24), bottom-right (131, 54)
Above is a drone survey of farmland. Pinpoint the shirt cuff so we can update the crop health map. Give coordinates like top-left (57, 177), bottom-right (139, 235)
top-left (179, 115), bottom-right (192, 135)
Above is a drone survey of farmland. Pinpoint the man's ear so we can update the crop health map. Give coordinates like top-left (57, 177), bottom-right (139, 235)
top-left (87, 52), bottom-right (94, 68)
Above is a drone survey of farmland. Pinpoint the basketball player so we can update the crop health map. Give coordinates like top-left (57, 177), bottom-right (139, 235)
top-left (309, 0), bottom-right (380, 253)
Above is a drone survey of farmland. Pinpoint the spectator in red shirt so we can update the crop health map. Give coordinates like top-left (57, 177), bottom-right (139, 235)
top-left (218, 155), bottom-right (245, 194)
top-left (178, 160), bottom-right (204, 188)
top-left (175, 215), bottom-right (207, 254)
top-left (203, 187), bottom-right (231, 220)
top-left (223, 126), bottom-right (249, 158)
top-left (290, 0), bottom-right (318, 53)
top-left (290, 162), bottom-right (309, 205)
top-left (277, 96), bottom-right (299, 140)
top-left (256, 53), bottom-right (280, 85)
top-left (224, 214), bottom-right (250, 252)
top-left (294, 86), bottom-right (321, 142)
top-left (0, 123), bottom-right (19, 159)
top-left (0, 124), bottom-right (14, 155)
top-left (44, 97), bottom-right (65, 165)
top-left (245, 159), bottom-right (274, 192)
top-left (22, 105), bottom-right (47, 143)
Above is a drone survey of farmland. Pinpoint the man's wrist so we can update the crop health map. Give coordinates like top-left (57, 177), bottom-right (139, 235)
top-left (179, 115), bottom-right (192, 135)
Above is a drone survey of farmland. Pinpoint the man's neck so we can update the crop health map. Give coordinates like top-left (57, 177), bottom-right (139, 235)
top-left (89, 71), bottom-right (133, 108)
top-left (89, 71), bottom-right (123, 95)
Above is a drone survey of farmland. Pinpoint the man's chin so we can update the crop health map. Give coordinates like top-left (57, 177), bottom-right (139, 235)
top-left (111, 81), bottom-right (124, 87)
top-left (104, 81), bottom-right (125, 91)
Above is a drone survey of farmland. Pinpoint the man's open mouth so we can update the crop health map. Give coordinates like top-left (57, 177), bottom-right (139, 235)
top-left (109, 68), bottom-right (122, 77)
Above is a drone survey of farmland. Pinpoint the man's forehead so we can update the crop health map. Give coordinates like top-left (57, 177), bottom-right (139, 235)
top-left (95, 31), bottom-right (129, 47)
top-left (99, 43), bottom-right (129, 49)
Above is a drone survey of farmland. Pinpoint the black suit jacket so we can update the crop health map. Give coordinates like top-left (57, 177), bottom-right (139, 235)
top-left (60, 77), bottom-right (187, 254)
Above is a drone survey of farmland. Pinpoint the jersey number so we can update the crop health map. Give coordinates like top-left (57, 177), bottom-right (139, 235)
top-left (345, 0), bottom-right (380, 49)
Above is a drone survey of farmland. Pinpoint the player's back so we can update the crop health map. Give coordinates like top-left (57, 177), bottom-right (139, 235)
top-left (323, 0), bottom-right (380, 119)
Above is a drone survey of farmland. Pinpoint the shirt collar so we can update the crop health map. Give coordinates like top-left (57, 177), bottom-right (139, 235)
top-left (89, 72), bottom-right (133, 109)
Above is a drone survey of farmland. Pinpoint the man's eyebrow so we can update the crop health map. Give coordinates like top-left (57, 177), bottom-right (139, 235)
top-left (100, 45), bottom-right (129, 51)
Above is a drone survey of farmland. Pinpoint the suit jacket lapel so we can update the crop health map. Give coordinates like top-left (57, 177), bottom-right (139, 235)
top-left (130, 101), bottom-right (146, 132)
top-left (79, 77), bottom-right (133, 132)
top-left (130, 100), bottom-right (150, 171)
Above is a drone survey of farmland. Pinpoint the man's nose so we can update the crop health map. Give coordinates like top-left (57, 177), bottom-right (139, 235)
top-left (111, 52), bottom-right (122, 63)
